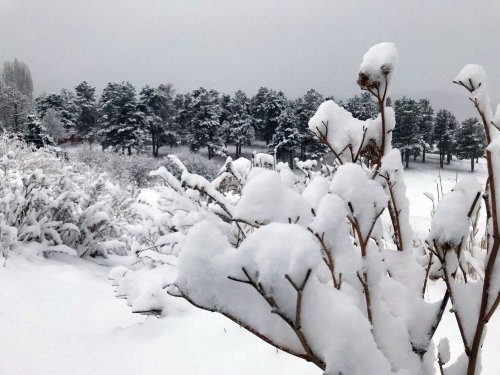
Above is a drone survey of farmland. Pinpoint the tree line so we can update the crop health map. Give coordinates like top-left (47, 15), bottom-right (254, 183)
top-left (0, 59), bottom-right (485, 171)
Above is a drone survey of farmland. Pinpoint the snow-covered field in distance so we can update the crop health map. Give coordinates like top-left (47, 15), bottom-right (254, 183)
top-left (0, 154), bottom-right (498, 375)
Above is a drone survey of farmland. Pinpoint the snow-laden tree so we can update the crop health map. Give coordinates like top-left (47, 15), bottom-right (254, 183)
top-left (295, 89), bottom-right (326, 159)
top-left (36, 90), bottom-right (78, 131)
top-left (0, 59), bottom-right (33, 133)
top-left (98, 82), bottom-right (145, 155)
top-left (75, 81), bottom-right (98, 142)
top-left (454, 118), bottom-right (486, 172)
top-left (393, 96), bottom-right (422, 167)
top-left (188, 88), bottom-right (225, 159)
top-left (111, 44), bottom-right (499, 375)
top-left (40, 108), bottom-right (67, 141)
top-left (342, 91), bottom-right (379, 121)
top-left (250, 87), bottom-right (287, 145)
top-left (270, 104), bottom-right (301, 166)
top-left (23, 113), bottom-right (54, 147)
top-left (433, 109), bottom-right (458, 168)
top-left (138, 84), bottom-right (177, 157)
top-left (417, 99), bottom-right (435, 163)
top-left (221, 90), bottom-right (255, 159)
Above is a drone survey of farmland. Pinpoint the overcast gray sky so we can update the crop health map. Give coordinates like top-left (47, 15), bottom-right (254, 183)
top-left (1, 0), bottom-right (499, 118)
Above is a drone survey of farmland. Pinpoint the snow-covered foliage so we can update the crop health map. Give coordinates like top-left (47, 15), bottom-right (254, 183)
top-left (108, 44), bottom-right (500, 375)
top-left (0, 134), bottom-right (152, 259)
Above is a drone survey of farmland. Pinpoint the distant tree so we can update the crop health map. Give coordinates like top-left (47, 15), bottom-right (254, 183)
top-left (433, 109), bottom-right (458, 168)
top-left (249, 87), bottom-right (270, 141)
top-left (393, 97), bottom-right (421, 168)
top-left (0, 85), bottom-right (31, 132)
top-left (138, 84), bottom-right (177, 157)
top-left (218, 93), bottom-right (232, 129)
top-left (416, 99), bottom-right (434, 163)
top-left (250, 88), bottom-right (287, 144)
top-left (454, 117), bottom-right (486, 172)
top-left (1, 59), bottom-right (33, 98)
top-left (75, 81), bottom-right (98, 142)
top-left (23, 113), bottom-right (53, 147)
top-left (270, 105), bottom-right (301, 166)
top-left (226, 90), bottom-right (254, 158)
top-left (295, 89), bottom-right (326, 159)
top-left (98, 82), bottom-right (144, 155)
top-left (156, 83), bottom-right (178, 148)
top-left (41, 109), bottom-right (67, 141)
top-left (173, 93), bottom-right (193, 144)
top-left (36, 91), bottom-right (77, 131)
top-left (0, 59), bottom-right (33, 132)
top-left (342, 92), bottom-right (378, 120)
top-left (189, 88), bottom-right (224, 159)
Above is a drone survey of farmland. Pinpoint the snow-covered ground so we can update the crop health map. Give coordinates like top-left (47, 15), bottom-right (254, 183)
top-left (0, 155), bottom-right (499, 375)
top-left (0, 254), bottom-right (319, 375)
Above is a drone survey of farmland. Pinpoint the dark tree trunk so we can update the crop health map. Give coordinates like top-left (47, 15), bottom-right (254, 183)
top-left (440, 150), bottom-right (444, 169)
top-left (405, 149), bottom-right (410, 168)
top-left (422, 145), bottom-right (426, 163)
top-left (413, 152), bottom-right (417, 161)
top-left (471, 157), bottom-right (474, 172)
top-left (235, 144), bottom-right (240, 159)
top-left (13, 102), bottom-right (19, 133)
top-left (152, 133), bottom-right (158, 157)
top-left (127, 146), bottom-right (132, 156)
top-left (447, 152), bottom-right (451, 165)
top-left (289, 150), bottom-right (294, 169)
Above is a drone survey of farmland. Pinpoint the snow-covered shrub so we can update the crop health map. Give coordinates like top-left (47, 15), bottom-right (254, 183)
top-left (0, 134), bottom-right (147, 259)
top-left (165, 149), bottom-right (221, 180)
top-left (75, 146), bottom-right (167, 187)
top-left (75, 146), bottom-right (221, 185)
top-left (111, 44), bottom-right (499, 374)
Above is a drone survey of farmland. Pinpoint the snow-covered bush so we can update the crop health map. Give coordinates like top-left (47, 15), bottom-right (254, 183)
top-left (111, 44), bottom-right (499, 374)
top-left (0, 134), bottom-right (148, 259)
top-left (75, 146), bottom-right (221, 186)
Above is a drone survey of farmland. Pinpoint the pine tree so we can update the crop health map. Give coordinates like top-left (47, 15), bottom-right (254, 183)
top-left (342, 92), bottom-right (379, 120)
top-left (433, 109), bottom-right (458, 168)
top-left (455, 117), bottom-right (486, 172)
top-left (250, 87), bottom-right (270, 142)
top-left (75, 81), bottom-right (98, 142)
top-left (188, 88), bottom-right (224, 159)
top-left (250, 88), bottom-right (287, 144)
top-left (295, 89), bottom-right (326, 159)
top-left (173, 93), bottom-right (193, 145)
top-left (416, 98), bottom-right (434, 163)
top-left (393, 97), bottom-right (421, 167)
top-left (36, 91), bottom-right (78, 131)
top-left (23, 113), bottom-right (54, 148)
top-left (98, 82), bottom-right (144, 155)
top-left (270, 105), bottom-right (301, 167)
top-left (232, 91), bottom-right (255, 158)
top-left (138, 84), bottom-right (176, 157)
top-left (157, 84), bottom-right (178, 148)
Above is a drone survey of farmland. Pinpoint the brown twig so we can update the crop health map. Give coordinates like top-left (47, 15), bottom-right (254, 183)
top-left (307, 228), bottom-right (340, 289)
top-left (422, 252), bottom-right (434, 298)
top-left (228, 267), bottom-right (325, 369)
top-left (169, 286), bottom-right (317, 365)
